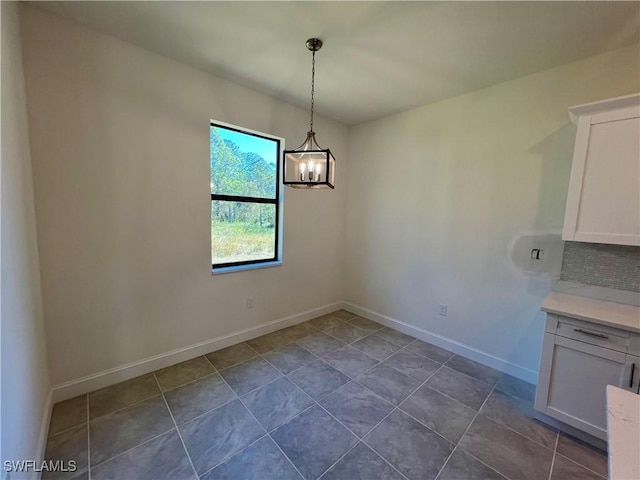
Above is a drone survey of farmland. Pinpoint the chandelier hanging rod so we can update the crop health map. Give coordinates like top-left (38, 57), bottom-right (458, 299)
top-left (305, 38), bottom-right (322, 135)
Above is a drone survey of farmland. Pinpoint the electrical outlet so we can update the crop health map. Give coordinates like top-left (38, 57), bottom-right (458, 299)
top-left (530, 248), bottom-right (544, 260)
top-left (439, 304), bottom-right (448, 316)
top-left (246, 298), bottom-right (254, 309)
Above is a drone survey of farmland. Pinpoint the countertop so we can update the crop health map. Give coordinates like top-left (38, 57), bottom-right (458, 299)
top-left (606, 385), bottom-right (640, 480)
top-left (541, 291), bottom-right (640, 334)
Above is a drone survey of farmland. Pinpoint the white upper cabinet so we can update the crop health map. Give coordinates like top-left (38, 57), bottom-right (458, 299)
top-left (563, 94), bottom-right (640, 246)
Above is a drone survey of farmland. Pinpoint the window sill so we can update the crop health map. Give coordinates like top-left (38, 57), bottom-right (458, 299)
top-left (212, 260), bottom-right (282, 275)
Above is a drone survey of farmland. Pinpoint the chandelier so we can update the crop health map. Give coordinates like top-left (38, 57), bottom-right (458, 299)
top-left (283, 38), bottom-right (336, 189)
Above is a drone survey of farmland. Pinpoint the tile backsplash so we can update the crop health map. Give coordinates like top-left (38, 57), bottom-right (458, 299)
top-left (560, 242), bottom-right (640, 292)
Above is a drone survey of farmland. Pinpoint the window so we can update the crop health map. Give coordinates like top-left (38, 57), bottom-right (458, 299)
top-left (210, 121), bottom-right (283, 271)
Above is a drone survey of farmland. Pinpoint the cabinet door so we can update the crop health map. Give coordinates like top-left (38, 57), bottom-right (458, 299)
top-left (622, 355), bottom-right (640, 394)
top-left (535, 333), bottom-right (627, 439)
top-left (563, 105), bottom-right (640, 246)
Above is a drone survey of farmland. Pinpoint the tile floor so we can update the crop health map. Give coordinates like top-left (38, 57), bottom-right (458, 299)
top-left (44, 310), bottom-right (609, 480)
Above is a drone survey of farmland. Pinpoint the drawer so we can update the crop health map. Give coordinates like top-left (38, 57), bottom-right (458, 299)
top-left (629, 334), bottom-right (640, 357)
top-left (555, 316), bottom-right (630, 353)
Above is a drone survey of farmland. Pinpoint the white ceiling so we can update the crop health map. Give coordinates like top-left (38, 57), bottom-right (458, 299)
top-left (33, 1), bottom-right (640, 126)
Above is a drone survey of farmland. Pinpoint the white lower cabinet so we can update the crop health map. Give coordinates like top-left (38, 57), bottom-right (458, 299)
top-left (623, 355), bottom-right (640, 394)
top-left (535, 314), bottom-right (639, 440)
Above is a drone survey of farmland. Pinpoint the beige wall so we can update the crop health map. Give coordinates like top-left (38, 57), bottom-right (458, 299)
top-left (345, 45), bottom-right (639, 378)
top-left (20, 6), bottom-right (349, 386)
top-left (1, 1), bottom-right (51, 473)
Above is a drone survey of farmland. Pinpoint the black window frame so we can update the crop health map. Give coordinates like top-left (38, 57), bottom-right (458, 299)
top-left (210, 121), bottom-right (282, 270)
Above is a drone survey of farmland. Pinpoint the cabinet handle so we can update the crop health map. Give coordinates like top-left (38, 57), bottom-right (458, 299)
top-left (630, 363), bottom-right (636, 389)
top-left (573, 328), bottom-right (608, 339)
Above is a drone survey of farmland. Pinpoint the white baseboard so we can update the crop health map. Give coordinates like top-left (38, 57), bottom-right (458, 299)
top-left (52, 302), bottom-right (343, 402)
top-left (36, 389), bottom-right (53, 478)
top-left (51, 299), bottom-right (538, 402)
top-left (344, 301), bottom-right (539, 384)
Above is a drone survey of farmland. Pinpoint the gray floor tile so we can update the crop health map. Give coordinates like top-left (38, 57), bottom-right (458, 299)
top-left (70, 471), bottom-right (88, 480)
top-left (458, 415), bottom-right (554, 480)
top-left (263, 343), bottom-right (316, 374)
top-left (42, 424), bottom-right (88, 480)
top-left (383, 350), bottom-right (440, 382)
top-left (495, 373), bottom-right (536, 403)
top-left (48, 395), bottom-right (87, 437)
top-left (323, 346), bottom-right (379, 378)
top-left (346, 317), bottom-right (384, 335)
top-left (331, 310), bottom-right (358, 320)
top-left (180, 399), bottom-right (264, 475)
top-left (405, 340), bottom-right (453, 364)
top-left (437, 449), bottom-right (506, 480)
top-left (400, 385), bottom-right (476, 443)
top-left (271, 405), bottom-right (358, 480)
top-left (373, 328), bottom-right (415, 347)
top-left (356, 364), bottom-right (420, 406)
top-left (321, 382), bottom-right (394, 438)
top-left (556, 434), bottom-right (608, 478)
top-left (426, 367), bottom-right (492, 410)
top-left (280, 322), bottom-right (320, 341)
top-left (201, 436), bottom-right (302, 480)
top-left (288, 359), bottom-right (350, 401)
top-left (219, 357), bottom-right (281, 396)
top-left (326, 324), bottom-right (369, 344)
top-left (321, 443), bottom-right (404, 480)
top-left (155, 356), bottom-right (215, 392)
top-left (309, 314), bottom-right (344, 331)
top-left (351, 335), bottom-right (401, 361)
top-left (165, 373), bottom-right (236, 425)
top-left (91, 430), bottom-right (195, 480)
top-left (247, 331), bottom-right (291, 354)
top-left (90, 395), bottom-right (173, 467)
top-left (297, 332), bottom-right (346, 356)
top-left (89, 374), bottom-right (160, 419)
top-left (365, 410), bottom-right (453, 480)
top-left (446, 355), bottom-right (501, 386)
top-left (550, 454), bottom-right (606, 480)
top-left (242, 377), bottom-right (314, 431)
top-left (67, 343), bottom-right (576, 480)
top-left (480, 390), bottom-right (557, 449)
top-left (206, 343), bottom-right (256, 370)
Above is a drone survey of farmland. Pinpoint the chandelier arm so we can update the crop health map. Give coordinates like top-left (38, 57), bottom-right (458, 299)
top-left (312, 133), bottom-right (325, 150)
top-left (291, 132), bottom-right (324, 151)
top-left (294, 135), bottom-right (311, 151)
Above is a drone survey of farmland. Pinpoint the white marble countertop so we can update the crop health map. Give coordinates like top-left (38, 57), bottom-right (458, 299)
top-left (542, 292), bottom-right (640, 334)
top-left (606, 385), bottom-right (640, 480)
